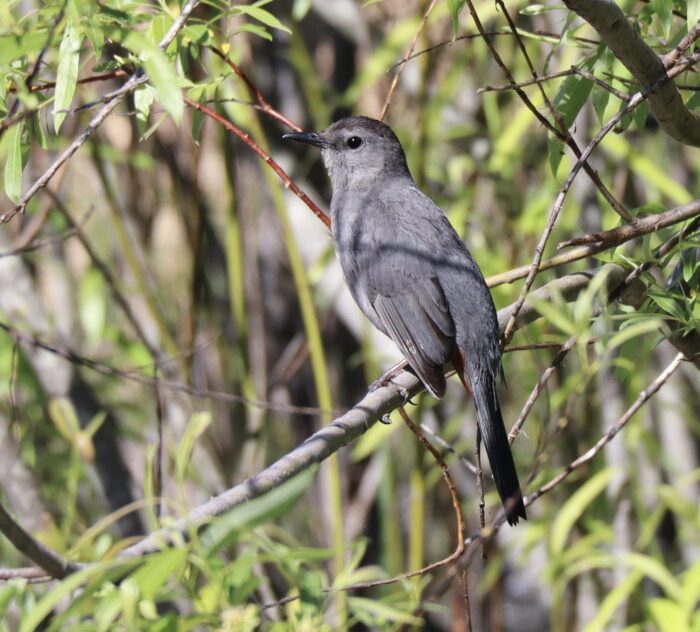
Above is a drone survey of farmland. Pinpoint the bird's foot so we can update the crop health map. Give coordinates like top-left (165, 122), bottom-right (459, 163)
top-left (369, 361), bottom-right (415, 403)
top-left (369, 361), bottom-right (409, 393)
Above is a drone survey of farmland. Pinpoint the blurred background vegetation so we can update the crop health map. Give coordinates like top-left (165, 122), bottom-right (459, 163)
top-left (0, 0), bottom-right (699, 629)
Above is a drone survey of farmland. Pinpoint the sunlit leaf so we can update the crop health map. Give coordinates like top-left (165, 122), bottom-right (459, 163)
top-left (54, 22), bottom-right (81, 132)
top-left (4, 121), bottom-right (23, 202)
top-left (550, 467), bottom-right (616, 554)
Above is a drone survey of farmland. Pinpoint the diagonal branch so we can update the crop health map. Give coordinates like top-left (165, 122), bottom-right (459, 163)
top-left (563, 0), bottom-right (700, 146)
top-left (0, 500), bottom-right (80, 578)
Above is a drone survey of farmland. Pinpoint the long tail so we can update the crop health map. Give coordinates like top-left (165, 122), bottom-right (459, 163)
top-left (455, 352), bottom-right (527, 525)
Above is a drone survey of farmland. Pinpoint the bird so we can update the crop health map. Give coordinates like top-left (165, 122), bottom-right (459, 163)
top-left (284, 116), bottom-right (526, 525)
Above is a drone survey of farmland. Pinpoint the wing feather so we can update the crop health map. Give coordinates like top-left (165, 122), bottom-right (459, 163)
top-left (371, 278), bottom-right (455, 398)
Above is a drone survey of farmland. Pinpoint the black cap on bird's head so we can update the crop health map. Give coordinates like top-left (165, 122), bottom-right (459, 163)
top-left (284, 116), bottom-right (410, 191)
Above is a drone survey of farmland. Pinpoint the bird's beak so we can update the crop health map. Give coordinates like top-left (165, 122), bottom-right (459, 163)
top-left (282, 131), bottom-right (329, 148)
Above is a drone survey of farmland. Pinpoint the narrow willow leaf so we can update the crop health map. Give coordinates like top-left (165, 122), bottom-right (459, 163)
top-left (649, 598), bottom-right (688, 632)
top-left (142, 46), bottom-right (184, 124)
top-left (234, 5), bottom-right (292, 33)
top-left (54, 22), bottom-right (81, 132)
top-left (550, 467), bottom-right (616, 555)
top-left (690, 0), bottom-right (700, 36)
top-left (4, 121), bottom-right (23, 202)
top-left (447, 0), bottom-right (466, 34)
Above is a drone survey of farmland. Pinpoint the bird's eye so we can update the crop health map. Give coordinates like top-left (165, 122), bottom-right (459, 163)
top-left (346, 136), bottom-right (363, 149)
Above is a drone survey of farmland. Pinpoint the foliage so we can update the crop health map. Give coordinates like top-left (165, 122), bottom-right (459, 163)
top-left (0, 0), bottom-right (699, 629)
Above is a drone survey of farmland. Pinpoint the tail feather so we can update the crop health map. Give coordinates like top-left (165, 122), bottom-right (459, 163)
top-left (470, 368), bottom-right (526, 525)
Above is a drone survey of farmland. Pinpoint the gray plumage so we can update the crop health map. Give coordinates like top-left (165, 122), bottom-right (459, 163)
top-left (284, 116), bottom-right (526, 525)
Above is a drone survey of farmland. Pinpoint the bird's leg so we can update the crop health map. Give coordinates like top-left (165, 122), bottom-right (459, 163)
top-left (368, 360), bottom-right (414, 401)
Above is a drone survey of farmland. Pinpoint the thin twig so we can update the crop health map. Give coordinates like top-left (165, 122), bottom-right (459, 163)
top-left (487, 200), bottom-right (700, 288)
top-left (478, 65), bottom-right (628, 101)
top-left (209, 47), bottom-right (301, 132)
top-left (508, 336), bottom-right (578, 445)
top-left (379, 0), bottom-right (439, 121)
top-left (0, 207), bottom-right (95, 259)
top-left (419, 423), bottom-right (476, 474)
top-left (0, 319), bottom-right (332, 417)
top-left (494, 0), bottom-right (569, 145)
top-left (0, 567), bottom-right (53, 582)
top-left (526, 352), bottom-right (685, 504)
top-left (663, 20), bottom-right (700, 68)
top-left (389, 30), bottom-right (599, 71)
top-left (558, 200), bottom-right (700, 249)
top-left (184, 97), bottom-right (330, 228)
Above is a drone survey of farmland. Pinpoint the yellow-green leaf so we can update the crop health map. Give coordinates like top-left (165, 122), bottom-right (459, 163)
top-left (550, 467), bottom-right (616, 554)
top-left (4, 121), bottom-right (23, 202)
top-left (54, 22), bottom-right (81, 132)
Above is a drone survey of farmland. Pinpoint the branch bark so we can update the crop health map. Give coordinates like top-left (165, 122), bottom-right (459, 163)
top-left (121, 267), bottom-right (633, 559)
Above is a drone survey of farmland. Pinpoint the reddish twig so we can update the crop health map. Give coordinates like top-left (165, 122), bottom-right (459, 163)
top-left (7, 69), bottom-right (131, 94)
top-left (209, 47), bottom-right (301, 132)
top-left (184, 96), bottom-right (330, 228)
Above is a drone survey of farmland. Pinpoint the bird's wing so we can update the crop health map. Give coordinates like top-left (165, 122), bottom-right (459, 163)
top-left (370, 276), bottom-right (456, 398)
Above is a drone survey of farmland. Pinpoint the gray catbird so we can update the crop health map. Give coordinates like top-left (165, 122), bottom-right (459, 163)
top-left (284, 116), bottom-right (526, 525)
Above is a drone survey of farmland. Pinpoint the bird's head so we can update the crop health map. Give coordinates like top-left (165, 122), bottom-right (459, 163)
top-left (284, 116), bottom-right (410, 192)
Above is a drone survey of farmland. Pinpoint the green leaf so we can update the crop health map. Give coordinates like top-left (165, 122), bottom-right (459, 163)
top-left (547, 133), bottom-right (566, 178)
top-left (19, 562), bottom-right (132, 632)
top-left (583, 571), bottom-right (643, 632)
top-left (624, 552), bottom-right (683, 600)
top-left (447, 0), bottom-right (466, 35)
top-left (592, 85), bottom-right (611, 124)
top-left (4, 121), bottom-right (23, 203)
top-left (233, 5), bottom-right (292, 34)
top-left (529, 296), bottom-right (577, 336)
top-left (134, 84), bottom-right (156, 132)
top-left (689, 1), bottom-right (700, 37)
top-left (554, 73), bottom-right (594, 128)
top-left (124, 32), bottom-right (183, 124)
top-left (681, 558), bottom-right (700, 612)
top-left (200, 467), bottom-right (316, 555)
top-left (653, 0), bottom-right (672, 40)
top-left (142, 46), bottom-right (184, 124)
top-left (349, 596), bottom-right (424, 626)
top-left (647, 289), bottom-right (686, 322)
top-left (175, 411), bottom-right (211, 484)
top-left (236, 23), bottom-right (272, 41)
top-left (129, 549), bottom-right (188, 599)
top-left (633, 100), bottom-right (650, 130)
top-left (54, 22), bottom-right (81, 133)
top-left (607, 319), bottom-right (661, 350)
top-left (649, 598), bottom-right (690, 632)
top-left (0, 31), bottom-right (49, 65)
top-left (292, 0), bottom-right (312, 20)
top-left (550, 467), bottom-right (616, 554)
